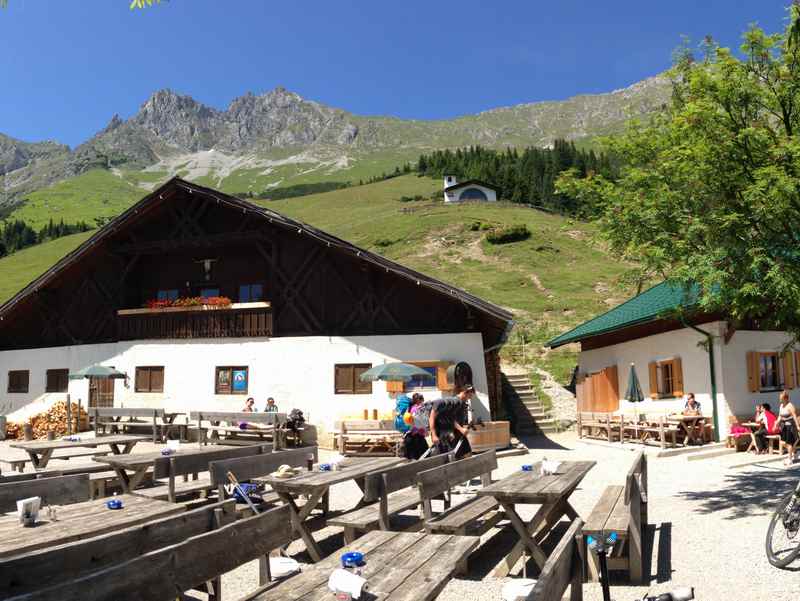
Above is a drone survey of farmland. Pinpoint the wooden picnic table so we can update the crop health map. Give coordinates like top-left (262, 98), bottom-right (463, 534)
top-left (9, 434), bottom-right (148, 469)
top-left (244, 530), bottom-right (479, 601)
top-left (667, 415), bottom-right (707, 445)
top-left (0, 494), bottom-right (183, 559)
top-left (255, 456), bottom-right (406, 562)
top-left (93, 445), bottom-right (240, 493)
top-left (477, 460), bottom-right (595, 577)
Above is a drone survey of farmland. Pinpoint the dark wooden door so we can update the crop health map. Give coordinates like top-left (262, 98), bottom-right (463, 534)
top-left (89, 377), bottom-right (115, 408)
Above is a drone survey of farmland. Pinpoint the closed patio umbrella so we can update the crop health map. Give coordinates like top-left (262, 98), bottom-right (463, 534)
top-left (68, 365), bottom-right (127, 380)
top-left (358, 362), bottom-right (435, 383)
top-left (625, 363), bottom-right (644, 442)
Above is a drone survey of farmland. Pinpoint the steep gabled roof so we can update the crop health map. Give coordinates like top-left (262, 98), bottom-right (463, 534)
top-left (546, 281), bottom-right (700, 348)
top-left (444, 179), bottom-right (498, 193)
top-left (0, 177), bottom-right (514, 342)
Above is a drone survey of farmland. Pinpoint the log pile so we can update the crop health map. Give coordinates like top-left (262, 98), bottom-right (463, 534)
top-left (5, 401), bottom-right (89, 440)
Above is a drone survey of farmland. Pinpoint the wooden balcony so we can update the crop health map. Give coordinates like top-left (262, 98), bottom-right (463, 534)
top-left (117, 302), bottom-right (272, 340)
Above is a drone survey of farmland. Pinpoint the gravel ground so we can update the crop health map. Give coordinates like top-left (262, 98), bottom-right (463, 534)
top-left (2, 432), bottom-right (799, 600)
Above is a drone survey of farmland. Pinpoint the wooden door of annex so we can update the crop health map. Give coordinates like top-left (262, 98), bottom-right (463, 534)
top-left (88, 377), bottom-right (115, 408)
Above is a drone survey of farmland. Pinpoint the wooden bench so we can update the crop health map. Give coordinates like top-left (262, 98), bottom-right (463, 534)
top-left (11, 504), bottom-right (293, 601)
top-left (623, 416), bottom-right (680, 448)
top-left (0, 474), bottom-right (90, 512)
top-left (91, 408), bottom-right (167, 443)
top-left (335, 419), bottom-right (403, 456)
top-left (209, 446), bottom-right (316, 516)
top-left (0, 499), bottom-right (236, 598)
top-left (0, 464), bottom-right (124, 499)
top-left (522, 518), bottom-right (584, 600)
top-left (190, 411), bottom-right (287, 447)
top-left (584, 450), bottom-right (647, 583)
top-left (0, 448), bottom-right (110, 473)
top-left (328, 453), bottom-right (450, 542)
top-left (135, 444), bottom-right (271, 503)
top-left (418, 449), bottom-right (503, 536)
top-left (577, 412), bottom-right (622, 443)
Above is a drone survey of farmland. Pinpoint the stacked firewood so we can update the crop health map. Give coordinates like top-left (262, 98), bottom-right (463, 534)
top-left (5, 401), bottom-right (89, 439)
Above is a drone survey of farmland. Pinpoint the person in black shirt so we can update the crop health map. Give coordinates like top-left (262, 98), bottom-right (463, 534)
top-left (429, 385), bottom-right (474, 459)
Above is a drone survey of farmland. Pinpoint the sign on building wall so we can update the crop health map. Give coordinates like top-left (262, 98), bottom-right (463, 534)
top-left (232, 369), bottom-right (248, 392)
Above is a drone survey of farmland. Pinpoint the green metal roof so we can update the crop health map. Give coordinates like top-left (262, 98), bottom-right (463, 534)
top-left (546, 281), bottom-right (700, 348)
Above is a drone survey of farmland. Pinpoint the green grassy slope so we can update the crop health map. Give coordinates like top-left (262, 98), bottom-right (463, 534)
top-left (264, 175), bottom-right (631, 379)
top-left (0, 175), bottom-right (630, 381)
top-left (12, 169), bottom-right (144, 229)
top-left (0, 230), bottom-right (94, 303)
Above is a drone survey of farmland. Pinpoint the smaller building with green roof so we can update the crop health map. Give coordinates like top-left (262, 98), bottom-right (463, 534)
top-left (550, 281), bottom-right (799, 436)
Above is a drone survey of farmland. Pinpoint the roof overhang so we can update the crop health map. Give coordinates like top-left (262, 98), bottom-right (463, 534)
top-left (0, 177), bottom-right (514, 347)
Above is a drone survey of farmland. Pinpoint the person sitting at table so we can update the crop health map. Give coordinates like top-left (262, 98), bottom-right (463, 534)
top-left (264, 397), bottom-right (278, 412)
top-left (752, 402), bottom-right (778, 454)
top-left (777, 391), bottom-right (800, 466)
top-left (682, 392), bottom-right (705, 443)
top-left (242, 397), bottom-right (255, 412)
top-left (683, 393), bottom-right (701, 415)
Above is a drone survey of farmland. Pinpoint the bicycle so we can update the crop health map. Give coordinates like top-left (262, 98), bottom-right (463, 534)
top-left (765, 478), bottom-right (800, 568)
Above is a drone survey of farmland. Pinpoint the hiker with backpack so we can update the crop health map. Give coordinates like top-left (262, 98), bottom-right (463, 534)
top-left (403, 393), bottom-right (430, 459)
top-left (429, 384), bottom-right (474, 460)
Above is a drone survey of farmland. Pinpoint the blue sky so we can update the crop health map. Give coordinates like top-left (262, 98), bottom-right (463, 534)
top-left (0, 0), bottom-right (787, 147)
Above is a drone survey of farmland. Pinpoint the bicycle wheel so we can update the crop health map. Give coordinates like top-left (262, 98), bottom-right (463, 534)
top-left (766, 490), bottom-right (800, 568)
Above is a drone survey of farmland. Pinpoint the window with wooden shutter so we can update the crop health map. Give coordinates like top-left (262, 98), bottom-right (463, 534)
top-left (758, 352), bottom-right (781, 390)
top-left (334, 364), bottom-right (372, 395)
top-left (45, 369), bottom-right (69, 393)
top-left (649, 359), bottom-right (683, 399)
top-left (746, 351), bottom-right (787, 392)
top-left (7, 370), bottom-right (29, 393)
top-left (135, 366), bottom-right (164, 393)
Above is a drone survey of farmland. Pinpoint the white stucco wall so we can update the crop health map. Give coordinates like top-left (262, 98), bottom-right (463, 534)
top-left (444, 184), bottom-right (498, 203)
top-left (578, 320), bottom-right (800, 425)
top-left (0, 333), bottom-right (490, 430)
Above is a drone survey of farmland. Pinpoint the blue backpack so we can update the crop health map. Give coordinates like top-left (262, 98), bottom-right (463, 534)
top-left (394, 394), bottom-right (412, 432)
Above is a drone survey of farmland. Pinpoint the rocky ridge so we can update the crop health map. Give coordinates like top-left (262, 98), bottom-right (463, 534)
top-left (0, 75), bottom-right (672, 204)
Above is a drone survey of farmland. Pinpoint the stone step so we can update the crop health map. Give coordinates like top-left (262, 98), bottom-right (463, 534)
top-left (517, 424), bottom-right (560, 434)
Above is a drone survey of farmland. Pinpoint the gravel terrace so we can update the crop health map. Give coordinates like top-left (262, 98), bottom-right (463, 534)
top-left (2, 432), bottom-right (798, 601)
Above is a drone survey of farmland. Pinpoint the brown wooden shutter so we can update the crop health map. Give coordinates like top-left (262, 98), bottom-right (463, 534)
top-left (605, 365), bottom-right (619, 401)
top-left (135, 367), bottom-right (149, 393)
top-left (783, 352), bottom-right (795, 389)
top-left (354, 365), bottom-right (372, 394)
top-left (672, 358), bottom-right (684, 397)
top-left (386, 380), bottom-right (404, 393)
top-left (150, 367), bottom-right (164, 393)
top-left (795, 352), bottom-right (800, 388)
top-left (746, 351), bottom-right (759, 393)
top-left (436, 363), bottom-right (451, 391)
top-left (648, 362), bottom-right (658, 399)
top-left (334, 365), bottom-right (353, 394)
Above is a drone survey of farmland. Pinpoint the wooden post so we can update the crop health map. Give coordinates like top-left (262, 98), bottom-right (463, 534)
top-left (66, 394), bottom-right (72, 436)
